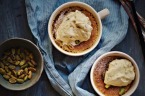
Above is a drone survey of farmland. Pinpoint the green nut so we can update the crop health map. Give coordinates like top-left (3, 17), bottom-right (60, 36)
top-left (10, 75), bottom-right (17, 80)
top-left (31, 60), bottom-right (36, 65)
top-left (119, 88), bottom-right (125, 95)
top-left (12, 70), bottom-right (17, 77)
top-left (17, 69), bottom-right (23, 76)
top-left (20, 53), bottom-right (25, 59)
top-left (15, 55), bottom-right (21, 61)
top-left (29, 53), bottom-right (33, 59)
top-left (17, 48), bottom-right (20, 54)
top-left (17, 79), bottom-right (24, 83)
top-left (28, 62), bottom-right (34, 67)
top-left (24, 49), bottom-right (29, 55)
top-left (19, 60), bottom-right (26, 66)
top-left (28, 71), bottom-right (32, 79)
top-left (8, 65), bottom-right (16, 70)
top-left (28, 67), bottom-right (36, 72)
top-left (21, 63), bottom-right (28, 69)
top-left (0, 68), bottom-right (6, 75)
top-left (19, 74), bottom-right (25, 79)
top-left (105, 84), bottom-right (110, 89)
top-left (24, 68), bottom-right (28, 74)
top-left (7, 72), bottom-right (12, 76)
top-left (24, 75), bottom-right (28, 81)
top-left (11, 54), bottom-right (16, 61)
top-left (25, 56), bottom-right (30, 61)
top-left (3, 74), bottom-right (10, 80)
top-left (0, 62), bottom-right (5, 68)
top-left (9, 78), bottom-right (16, 84)
top-left (75, 40), bottom-right (80, 45)
top-left (7, 57), bottom-right (12, 63)
top-left (12, 49), bottom-right (15, 55)
top-left (5, 66), bottom-right (10, 73)
top-left (15, 61), bottom-right (20, 65)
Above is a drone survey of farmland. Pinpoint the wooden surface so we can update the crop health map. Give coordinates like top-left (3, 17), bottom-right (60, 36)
top-left (0, 0), bottom-right (145, 96)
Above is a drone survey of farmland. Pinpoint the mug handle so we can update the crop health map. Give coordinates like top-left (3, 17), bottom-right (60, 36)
top-left (98, 8), bottom-right (110, 19)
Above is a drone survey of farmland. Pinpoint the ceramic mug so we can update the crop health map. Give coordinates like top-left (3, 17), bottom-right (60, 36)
top-left (48, 1), bottom-right (110, 56)
top-left (90, 51), bottom-right (140, 96)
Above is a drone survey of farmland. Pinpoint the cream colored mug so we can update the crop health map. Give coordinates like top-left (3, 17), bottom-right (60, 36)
top-left (48, 1), bottom-right (110, 56)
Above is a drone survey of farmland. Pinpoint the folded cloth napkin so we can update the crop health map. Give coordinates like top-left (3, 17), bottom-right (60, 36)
top-left (25, 0), bottom-right (128, 96)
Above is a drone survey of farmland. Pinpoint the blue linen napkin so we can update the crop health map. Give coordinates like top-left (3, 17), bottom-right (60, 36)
top-left (25, 0), bottom-right (128, 96)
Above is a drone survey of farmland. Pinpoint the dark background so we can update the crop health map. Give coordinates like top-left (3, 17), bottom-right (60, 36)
top-left (0, 0), bottom-right (145, 96)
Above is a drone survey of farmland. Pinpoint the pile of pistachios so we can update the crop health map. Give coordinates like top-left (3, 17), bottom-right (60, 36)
top-left (0, 48), bottom-right (37, 84)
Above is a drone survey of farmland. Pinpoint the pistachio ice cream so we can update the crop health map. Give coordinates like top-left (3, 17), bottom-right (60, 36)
top-left (104, 59), bottom-right (135, 86)
top-left (56, 10), bottom-right (93, 46)
top-left (52, 6), bottom-right (99, 53)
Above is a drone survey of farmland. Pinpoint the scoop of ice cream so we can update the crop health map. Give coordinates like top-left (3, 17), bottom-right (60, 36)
top-left (55, 10), bottom-right (92, 46)
top-left (104, 59), bottom-right (135, 86)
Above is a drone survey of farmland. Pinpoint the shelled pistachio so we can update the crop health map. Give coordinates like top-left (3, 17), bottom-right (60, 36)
top-left (0, 48), bottom-right (37, 84)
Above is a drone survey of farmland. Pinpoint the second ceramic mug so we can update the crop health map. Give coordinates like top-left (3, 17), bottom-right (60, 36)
top-left (48, 1), bottom-right (110, 56)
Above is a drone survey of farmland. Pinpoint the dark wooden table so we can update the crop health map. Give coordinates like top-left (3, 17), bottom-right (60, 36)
top-left (0, 0), bottom-right (145, 96)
